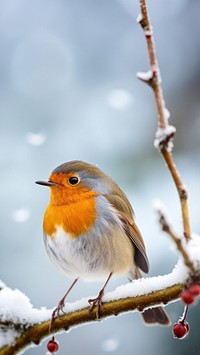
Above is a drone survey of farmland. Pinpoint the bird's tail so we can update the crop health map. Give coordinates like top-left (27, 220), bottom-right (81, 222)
top-left (141, 306), bottom-right (170, 325)
top-left (128, 268), bottom-right (170, 326)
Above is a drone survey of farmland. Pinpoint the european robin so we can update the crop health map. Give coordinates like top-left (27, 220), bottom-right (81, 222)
top-left (36, 160), bottom-right (169, 326)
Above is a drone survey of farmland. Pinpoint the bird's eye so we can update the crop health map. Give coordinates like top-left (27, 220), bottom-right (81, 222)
top-left (68, 176), bottom-right (80, 185)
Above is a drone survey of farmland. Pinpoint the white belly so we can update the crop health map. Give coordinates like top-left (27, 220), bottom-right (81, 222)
top-left (44, 226), bottom-right (134, 281)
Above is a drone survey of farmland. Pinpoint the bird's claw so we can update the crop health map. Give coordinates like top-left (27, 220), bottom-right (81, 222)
top-left (88, 289), bottom-right (104, 319)
top-left (49, 300), bottom-right (66, 332)
top-left (54, 299), bottom-right (66, 318)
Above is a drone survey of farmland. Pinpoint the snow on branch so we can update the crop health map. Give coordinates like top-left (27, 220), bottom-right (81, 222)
top-left (154, 125), bottom-right (176, 152)
top-left (1, 233), bottom-right (200, 354)
top-left (154, 201), bottom-right (197, 275)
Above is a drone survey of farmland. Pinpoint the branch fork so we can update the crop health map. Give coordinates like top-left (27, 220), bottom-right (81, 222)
top-left (137, 70), bottom-right (157, 87)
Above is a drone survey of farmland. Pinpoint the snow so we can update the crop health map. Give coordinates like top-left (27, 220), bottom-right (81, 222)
top-left (154, 125), bottom-right (176, 152)
top-left (153, 199), bottom-right (173, 228)
top-left (144, 30), bottom-right (152, 37)
top-left (1, 234), bottom-right (200, 348)
top-left (136, 13), bottom-right (143, 24)
top-left (105, 261), bottom-right (187, 303)
top-left (185, 234), bottom-right (200, 269)
top-left (136, 70), bottom-right (153, 81)
top-left (0, 281), bottom-right (6, 289)
top-left (0, 287), bottom-right (51, 325)
top-left (164, 107), bottom-right (171, 121)
top-left (0, 328), bottom-right (20, 349)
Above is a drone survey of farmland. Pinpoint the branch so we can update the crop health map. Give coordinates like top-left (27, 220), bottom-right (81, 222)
top-left (137, 0), bottom-right (191, 240)
top-left (154, 201), bottom-right (196, 275)
top-left (1, 231), bottom-right (200, 354)
top-left (0, 280), bottom-right (186, 354)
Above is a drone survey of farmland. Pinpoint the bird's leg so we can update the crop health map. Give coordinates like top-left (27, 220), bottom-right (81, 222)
top-left (49, 277), bottom-right (79, 332)
top-left (88, 272), bottom-right (113, 319)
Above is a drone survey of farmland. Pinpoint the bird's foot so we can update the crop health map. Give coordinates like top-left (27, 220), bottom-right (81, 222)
top-left (53, 299), bottom-right (66, 319)
top-left (49, 298), bottom-right (66, 332)
top-left (48, 278), bottom-right (79, 333)
top-left (88, 288), bottom-right (104, 319)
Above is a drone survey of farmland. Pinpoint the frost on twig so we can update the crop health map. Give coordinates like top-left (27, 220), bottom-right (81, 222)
top-left (154, 201), bottom-right (197, 276)
top-left (137, 70), bottom-right (157, 87)
top-left (137, 0), bottom-right (191, 240)
top-left (136, 13), bottom-right (143, 24)
top-left (154, 125), bottom-right (176, 152)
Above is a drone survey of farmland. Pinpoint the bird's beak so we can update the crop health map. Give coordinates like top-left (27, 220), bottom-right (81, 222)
top-left (35, 180), bottom-right (58, 187)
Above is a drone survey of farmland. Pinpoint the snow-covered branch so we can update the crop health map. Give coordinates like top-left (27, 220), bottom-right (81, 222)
top-left (154, 202), bottom-right (196, 275)
top-left (1, 234), bottom-right (200, 354)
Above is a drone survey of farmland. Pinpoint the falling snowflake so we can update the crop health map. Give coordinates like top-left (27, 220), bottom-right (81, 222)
top-left (101, 338), bottom-right (120, 352)
top-left (25, 132), bottom-right (47, 146)
top-left (107, 89), bottom-right (133, 110)
top-left (12, 208), bottom-right (31, 223)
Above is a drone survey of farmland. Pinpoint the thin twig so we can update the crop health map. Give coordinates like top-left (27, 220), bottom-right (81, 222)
top-left (137, 1), bottom-right (166, 129)
top-left (161, 149), bottom-right (191, 240)
top-left (156, 207), bottom-right (195, 274)
top-left (137, 0), bottom-right (191, 240)
top-left (179, 305), bottom-right (189, 323)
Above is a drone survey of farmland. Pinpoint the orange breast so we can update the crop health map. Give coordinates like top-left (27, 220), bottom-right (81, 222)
top-left (43, 197), bottom-right (97, 239)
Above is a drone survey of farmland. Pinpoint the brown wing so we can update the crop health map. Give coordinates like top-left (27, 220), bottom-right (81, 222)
top-left (105, 193), bottom-right (149, 273)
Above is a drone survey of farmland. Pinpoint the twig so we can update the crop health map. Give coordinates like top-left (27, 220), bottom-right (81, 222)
top-left (156, 205), bottom-right (196, 274)
top-left (137, 0), bottom-right (191, 240)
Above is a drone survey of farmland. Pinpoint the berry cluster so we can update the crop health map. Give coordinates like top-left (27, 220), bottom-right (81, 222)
top-left (181, 284), bottom-right (200, 305)
top-left (173, 283), bottom-right (200, 339)
top-left (47, 336), bottom-right (59, 353)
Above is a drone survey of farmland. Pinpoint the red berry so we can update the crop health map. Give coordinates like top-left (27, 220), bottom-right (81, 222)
top-left (188, 284), bottom-right (200, 296)
top-left (173, 321), bottom-right (189, 339)
top-left (47, 338), bottom-right (59, 353)
top-left (181, 290), bottom-right (195, 305)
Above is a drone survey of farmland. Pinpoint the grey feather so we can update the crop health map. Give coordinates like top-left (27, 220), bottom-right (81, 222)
top-left (105, 193), bottom-right (149, 273)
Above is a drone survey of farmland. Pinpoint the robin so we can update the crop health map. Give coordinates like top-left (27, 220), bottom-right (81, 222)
top-left (36, 160), bottom-right (169, 326)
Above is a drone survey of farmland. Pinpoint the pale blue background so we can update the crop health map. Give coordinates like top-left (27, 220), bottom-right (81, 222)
top-left (0, 0), bottom-right (200, 354)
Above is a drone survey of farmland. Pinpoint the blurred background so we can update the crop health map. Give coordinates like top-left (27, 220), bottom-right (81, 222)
top-left (0, 0), bottom-right (200, 354)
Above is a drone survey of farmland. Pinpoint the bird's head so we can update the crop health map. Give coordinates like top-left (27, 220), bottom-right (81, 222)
top-left (35, 160), bottom-right (112, 205)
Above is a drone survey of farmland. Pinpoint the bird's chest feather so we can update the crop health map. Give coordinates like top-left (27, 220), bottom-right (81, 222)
top-left (43, 196), bottom-right (134, 279)
top-left (43, 197), bottom-right (97, 238)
